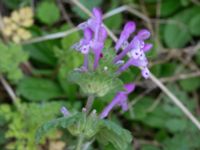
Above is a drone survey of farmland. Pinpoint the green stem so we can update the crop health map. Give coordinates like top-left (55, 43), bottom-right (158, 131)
top-left (85, 95), bottom-right (95, 114)
top-left (76, 135), bottom-right (84, 150)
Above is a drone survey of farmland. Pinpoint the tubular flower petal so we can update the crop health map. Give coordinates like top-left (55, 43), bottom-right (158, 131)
top-left (60, 106), bottom-right (70, 117)
top-left (100, 83), bottom-right (135, 119)
top-left (141, 67), bottom-right (150, 79)
top-left (115, 21), bottom-right (136, 52)
top-left (142, 43), bottom-right (153, 52)
top-left (137, 29), bottom-right (151, 40)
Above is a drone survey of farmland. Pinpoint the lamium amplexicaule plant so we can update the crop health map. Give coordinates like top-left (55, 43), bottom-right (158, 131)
top-left (36, 8), bottom-right (153, 150)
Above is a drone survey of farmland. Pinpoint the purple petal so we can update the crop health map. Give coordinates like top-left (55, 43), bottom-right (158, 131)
top-left (124, 83), bottom-right (135, 94)
top-left (100, 95), bottom-right (121, 119)
top-left (98, 27), bottom-right (107, 42)
top-left (115, 21), bottom-right (136, 52)
top-left (80, 45), bottom-right (90, 54)
top-left (119, 98), bottom-right (128, 111)
top-left (83, 54), bottom-right (89, 69)
top-left (60, 106), bottom-right (70, 117)
top-left (137, 29), bottom-right (151, 40)
top-left (114, 36), bottom-right (141, 62)
top-left (142, 43), bottom-right (153, 52)
top-left (83, 28), bottom-right (93, 42)
top-left (71, 41), bottom-right (82, 51)
top-left (93, 54), bottom-right (100, 69)
top-left (92, 8), bottom-right (102, 23)
top-left (78, 22), bottom-right (88, 29)
top-left (141, 67), bottom-right (150, 79)
top-left (117, 58), bottom-right (132, 74)
top-left (128, 47), bottom-right (141, 59)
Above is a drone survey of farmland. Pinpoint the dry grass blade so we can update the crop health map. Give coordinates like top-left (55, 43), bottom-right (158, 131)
top-left (0, 76), bottom-right (17, 102)
top-left (23, 28), bottom-right (79, 44)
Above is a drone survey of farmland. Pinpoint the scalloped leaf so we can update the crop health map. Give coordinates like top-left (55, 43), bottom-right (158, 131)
top-left (35, 113), bottom-right (82, 143)
top-left (164, 6), bottom-right (200, 48)
top-left (97, 120), bottom-right (132, 150)
top-left (68, 71), bottom-right (124, 97)
top-left (36, 2), bottom-right (60, 25)
top-left (17, 77), bottom-right (63, 101)
top-left (189, 13), bottom-right (200, 36)
top-left (0, 41), bottom-right (28, 82)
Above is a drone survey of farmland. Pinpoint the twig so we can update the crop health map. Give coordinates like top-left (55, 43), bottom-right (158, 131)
top-left (22, 5), bottom-right (152, 45)
top-left (0, 11), bottom-right (4, 30)
top-left (129, 88), bottom-right (154, 108)
top-left (0, 76), bottom-right (17, 102)
top-left (154, 0), bottom-right (163, 52)
top-left (57, 0), bottom-right (73, 25)
top-left (70, 0), bottom-right (200, 130)
top-left (191, 0), bottom-right (200, 5)
top-left (160, 71), bottom-right (200, 83)
top-left (149, 73), bottom-right (200, 130)
top-left (22, 28), bottom-right (79, 44)
top-left (139, 0), bottom-right (154, 35)
top-left (147, 93), bottom-right (163, 112)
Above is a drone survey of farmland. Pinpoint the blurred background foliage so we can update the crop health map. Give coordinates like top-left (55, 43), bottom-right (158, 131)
top-left (0, 0), bottom-right (200, 149)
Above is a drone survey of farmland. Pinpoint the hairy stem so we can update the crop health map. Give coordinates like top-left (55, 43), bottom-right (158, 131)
top-left (76, 135), bottom-right (84, 150)
top-left (85, 95), bottom-right (95, 114)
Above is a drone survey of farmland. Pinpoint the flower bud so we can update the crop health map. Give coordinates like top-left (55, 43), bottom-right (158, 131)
top-left (115, 21), bottom-right (136, 52)
top-left (137, 29), bottom-right (151, 40)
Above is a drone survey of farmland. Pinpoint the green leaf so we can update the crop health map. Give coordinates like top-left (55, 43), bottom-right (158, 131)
top-left (133, 97), bottom-right (153, 120)
top-left (165, 118), bottom-right (187, 132)
top-left (179, 77), bottom-right (200, 92)
top-left (17, 77), bottom-right (62, 101)
top-left (160, 0), bottom-right (181, 17)
top-left (72, 0), bottom-right (102, 19)
top-left (0, 42), bottom-right (28, 82)
top-left (189, 13), bottom-right (200, 36)
top-left (164, 6), bottom-right (200, 48)
top-left (104, 14), bottom-right (123, 30)
top-left (141, 145), bottom-right (160, 150)
top-left (35, 113), bottom-right (82, 143)
top-left (97, 120), bottom-right (132, 150)
top-left (24, 43), bottom-right (57, 66)
top-left (61, 27), bottom-right (80, 50)
top-left (162, 134), bottom-right (193, 150)
top-left (36, 2), bottom-right (60, 25)
top-left (68, 71), bottom-right (124, 97)
top-left (153, 62), bottom-right (177, 77)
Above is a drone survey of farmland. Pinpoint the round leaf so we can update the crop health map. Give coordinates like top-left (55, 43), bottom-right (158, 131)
top-left (36, 2), bottom-right (60, 25)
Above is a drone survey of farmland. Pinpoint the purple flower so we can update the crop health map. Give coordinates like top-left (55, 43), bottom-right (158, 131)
top-left (72, 28), bottom-right (92, 54)
top-left (143, 43), bottom-right (153, 52)
top-left (72, 8), bottom-right (107, 70)
top-left (72, 8), bottom-right (152, 78)
top-left (114, 24), bottom-right (152, 79)
top-left (60, 106), bottom-right (70, 117)
top-left (91, 26), bottom-right (107, 69)
top-left (100, 83), bottom-right (135, 119)
top-left (137, 29), bottom-right (151, 40)
top-left (115, 21), bottom-right (136, 52)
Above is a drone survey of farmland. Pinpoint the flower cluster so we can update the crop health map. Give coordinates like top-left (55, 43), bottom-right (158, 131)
top-left (72, 8), bottom-right (107, 70)
top-left (71, 8), bottom-right (152, 117)
top-left (0, 7), bottom-right (33, 43)
top-left (114, 22), bottom-right (152, 79)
